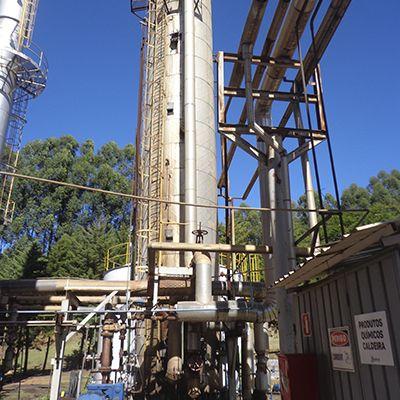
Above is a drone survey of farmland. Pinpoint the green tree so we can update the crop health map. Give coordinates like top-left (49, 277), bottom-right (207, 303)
top-left (218, 203), bottom-right (263, 245)
top-left (0, 136), bottom-right (134, 279)
top-left (47, 223), bottom-right (127, 279)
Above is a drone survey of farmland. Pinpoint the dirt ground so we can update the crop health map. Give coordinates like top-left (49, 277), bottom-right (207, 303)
top-left (0, 372), bottom-right (80, 400)
top-left (0, 374), bottom-right (51, 399)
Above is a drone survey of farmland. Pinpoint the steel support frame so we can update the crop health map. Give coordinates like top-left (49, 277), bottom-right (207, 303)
top-left (216, 49), bottom-right (331, 250)
top-left (48, 291), bottom-right (117, 400)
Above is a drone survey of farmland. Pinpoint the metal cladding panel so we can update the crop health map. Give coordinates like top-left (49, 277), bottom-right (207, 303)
top-left (194, 0), bottom-right (217, 245)
top-left (293, 248), bottom-right (400, 400)
top-left (163, 0), bottom-right (184, 267)
top-left (162, 0), bottom-right (216, 250)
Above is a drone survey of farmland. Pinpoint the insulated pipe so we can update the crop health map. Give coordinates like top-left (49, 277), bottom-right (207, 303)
top-left (279, 0), bottom-right (351, 126)
top-left (176, 300), bottom-right (277, 323)
top-left (184, 0), bottom-right (197, 246)
top-left (227, 333), bottom-right (238, 400)
top-left (0, 279), bottom-right (269, 300)
top-left (0, 0), bottom-right (23, 158)
top-left (147, 241), bottom-right (310, 257)
top-left (255, 0), bottom-right (316, 116)
top-left (166, 321), bottom-right (183, 382)
top-left (254, 322), bottom-right (268, 398)
top-left (254, 0), bottom-right (316, 355)
top-left (194, 252), bottom-right (212, 304)
top-left (293, 101), bottom-right (320, 244)
top-left (163, 0), bottom-right (183, 268)
top-left (241, 323), bottom-right (254, 400)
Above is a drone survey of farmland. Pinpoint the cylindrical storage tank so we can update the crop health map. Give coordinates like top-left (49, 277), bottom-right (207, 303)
top-left (0, 0), bottom-right (23, 158)
top-left (104, 265), bottom-right (131, 283)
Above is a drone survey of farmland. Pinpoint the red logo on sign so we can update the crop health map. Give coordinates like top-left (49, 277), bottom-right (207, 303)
top-left (302, 313), bottom-right (312, 337)
top-left (330, 330), bottom-right (349, 347)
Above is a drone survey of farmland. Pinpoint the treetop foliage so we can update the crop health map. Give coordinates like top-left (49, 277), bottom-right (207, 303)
top-left (0, 136), bottom-right (134, 279)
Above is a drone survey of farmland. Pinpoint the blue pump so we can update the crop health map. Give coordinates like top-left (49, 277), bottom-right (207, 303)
top-left (78, 383), bottom-right (124, 400)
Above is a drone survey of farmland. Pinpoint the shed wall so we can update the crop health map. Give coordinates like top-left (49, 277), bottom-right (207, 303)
top-left (293, 248), bottom-right (400, 400)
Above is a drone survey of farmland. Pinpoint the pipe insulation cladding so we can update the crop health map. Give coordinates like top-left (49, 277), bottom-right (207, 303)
top-left (191, 0), bottom-right (217, 246)
top-left (162, 0), bottom-right (216, 265)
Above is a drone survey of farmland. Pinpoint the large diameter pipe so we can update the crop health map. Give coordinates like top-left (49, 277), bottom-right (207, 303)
top-left (241, 323), bottom-right (254, 400)
top-left (194, 252), bottom-right (212, 304)
top-left (293, 101), bottom-right (319, 243)
top-left (255, 0), bottom-right (315, 117)
top-left (184, 0), bottom-right (197, 246)
top-left (175, 300), bottom-right (277, 323)
top-left (148, 241), bottom-right (310, 257)
top-left (0, 278), bottom-right (270, 300)
top-left (166, 321), bottom-right (183, 382)
top-left (254, 322), bottom-right (268, 398)
top-left (0, 0), bottom-right (23, 158)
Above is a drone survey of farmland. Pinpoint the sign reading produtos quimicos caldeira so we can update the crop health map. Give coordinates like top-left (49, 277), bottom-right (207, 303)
top-left (354, 311), bottom-right (394, 366)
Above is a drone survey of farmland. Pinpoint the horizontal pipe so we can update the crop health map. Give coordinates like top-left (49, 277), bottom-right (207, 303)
top-left (0, 279), bottom-right (189, 295)
top-left (175, 299), bottom-right (277, 323)
top-left (149, 242), bottom-right (273, 253)
top-left (149, 241), bottom-right (309, 257)
top-left (9, 295), bottom-right (129, 305)
top-left (255, 0), bottom-right (316, 116)
top-left (0, 279), bottom-right (269, 301)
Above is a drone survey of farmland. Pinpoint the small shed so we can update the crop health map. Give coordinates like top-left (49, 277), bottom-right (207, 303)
top-left (275, 220), bottom-right (400, 400)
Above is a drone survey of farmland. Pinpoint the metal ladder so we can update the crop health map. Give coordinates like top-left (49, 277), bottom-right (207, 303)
top-left (0, 90), bottom-right (29, 224)
top-left (18, 0), bottom-right (39, 49)
top-left (135, 0), bottom-right (167, 275)
top-left (0, 0), bottom-right (41, 224)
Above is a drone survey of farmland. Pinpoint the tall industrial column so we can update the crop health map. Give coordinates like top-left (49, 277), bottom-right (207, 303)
top-left (0, 0), bottom-right (21, 156)
top-left (134, 0), bottom-right (217, 395)
top-left (0, 0), bottom-right (47, 224)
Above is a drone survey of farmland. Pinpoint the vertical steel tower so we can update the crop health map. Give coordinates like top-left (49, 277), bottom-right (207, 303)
top-left (133, 0), bottom-right (216, 396)
top-left (0, 0), bottom-right (47, 224)
top-left (78, 0), bottom-right (355, 398)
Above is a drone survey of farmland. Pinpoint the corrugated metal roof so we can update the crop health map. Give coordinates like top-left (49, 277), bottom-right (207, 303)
top-left (274, 220), bottom-right (400, 290)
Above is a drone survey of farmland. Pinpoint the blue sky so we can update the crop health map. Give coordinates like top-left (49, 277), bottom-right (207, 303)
top-left (26, 0), bottom-right (400, 206)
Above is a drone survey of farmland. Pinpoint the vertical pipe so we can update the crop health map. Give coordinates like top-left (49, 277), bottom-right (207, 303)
top-left (166, 321), bottom-right (182, 381)
top-left (241, 323), bottom-right (254, 400)
top-left (195, 252), bottom-right (212, 304)
top-left (253, 322), bottom-right (268, 398)
top-left (184, 0), bottom-right (197, 246)
top-left (226, 332), bottom-right (238, 400)
top-left (293, 100), bottom-right (320, 246)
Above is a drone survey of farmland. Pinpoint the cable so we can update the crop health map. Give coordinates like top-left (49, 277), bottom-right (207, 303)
top-left (0, 170), bottom-right (367, 215)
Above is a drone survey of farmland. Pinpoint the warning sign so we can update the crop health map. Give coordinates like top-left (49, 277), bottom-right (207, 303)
top-left (301, 312), bottom-right (312, 337)
top-left (354, 311), bottom-right (394, 366)
top-left (328, 326), bottom-right (355, 372)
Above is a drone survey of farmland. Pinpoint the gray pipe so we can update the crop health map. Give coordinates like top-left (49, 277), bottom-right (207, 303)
top-left (254, 322), bottom-right (268, 396)
top-left (254, 0), bottom-right (316, 355)
top-left (175, 299), bottom-right (277, 323)
top-left (194, 252), bottom-right (213, 304)
top-left (255, 0), bottom-right (315, 117)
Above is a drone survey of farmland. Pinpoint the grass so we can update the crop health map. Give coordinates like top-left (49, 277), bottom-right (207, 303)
top-left (0, 334), bottom-right (87, 400)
